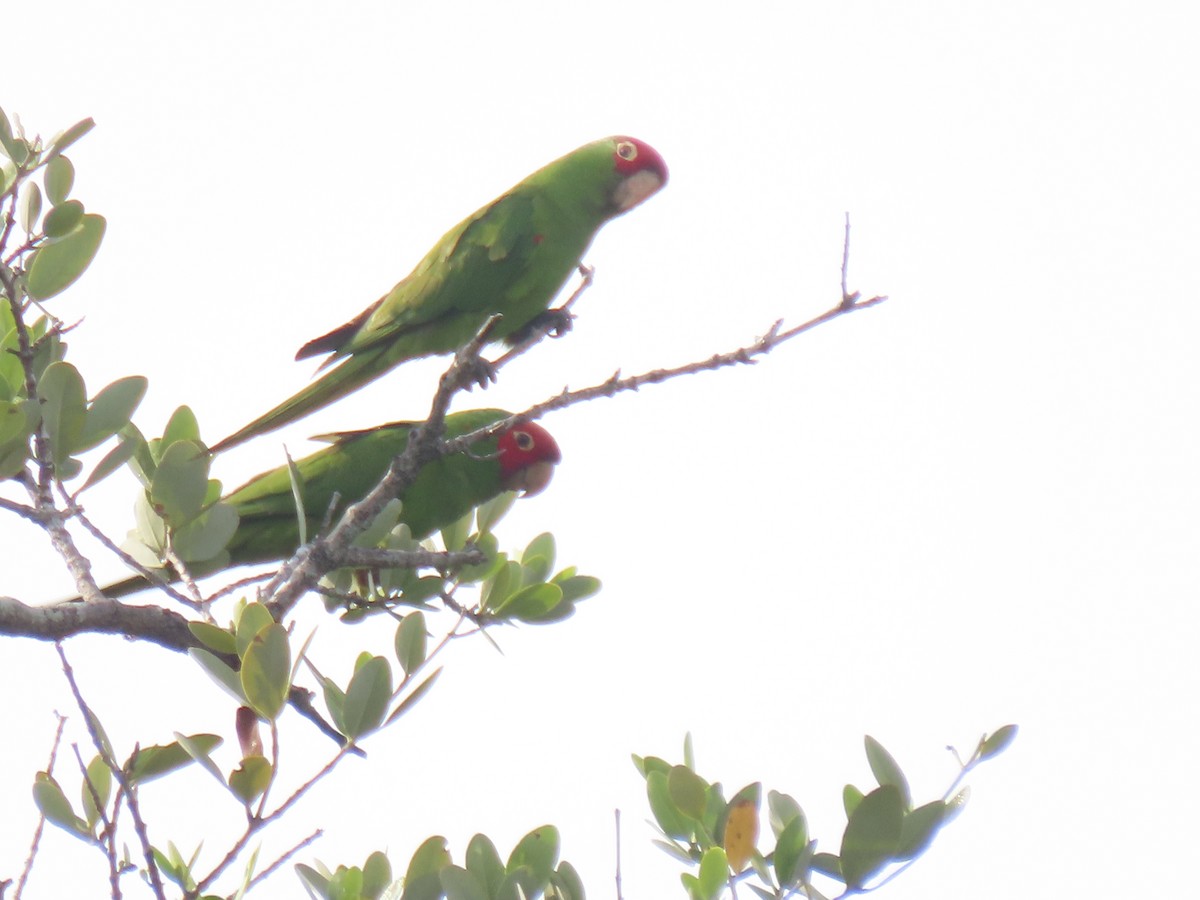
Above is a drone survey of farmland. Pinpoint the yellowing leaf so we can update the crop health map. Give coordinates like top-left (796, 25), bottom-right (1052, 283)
top-left (724, 797), bottom-right (759, 872)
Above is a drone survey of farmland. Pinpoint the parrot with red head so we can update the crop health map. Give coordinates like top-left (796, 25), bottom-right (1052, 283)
top-left (96, 409), bottom-right (560, 599)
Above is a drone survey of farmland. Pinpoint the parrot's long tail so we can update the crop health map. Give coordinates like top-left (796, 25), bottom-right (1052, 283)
top-left (210, 348), bottom-right (389, 454)
top-left (59, 572), bottom-right (159, 603)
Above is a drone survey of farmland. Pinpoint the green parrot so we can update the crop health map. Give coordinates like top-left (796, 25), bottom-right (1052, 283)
top-left (95, 409), bottom-right (560, 599)
top-left (211, 136), bottom-right (667, 454)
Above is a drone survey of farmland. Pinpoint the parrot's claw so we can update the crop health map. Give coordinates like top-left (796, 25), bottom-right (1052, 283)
top-left (461, 356), bottom-right (498, 390)
top-left (511, 306), bottom-right (575, 344)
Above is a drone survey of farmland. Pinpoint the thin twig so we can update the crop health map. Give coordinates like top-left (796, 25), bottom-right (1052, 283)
top-left (193, 745), bottom-right (353, 893)
top-left (13, 713), bottom-right (67, 900)
top-left (54, 644), bottom-right (167, 900)
top-left (243, 829), bottom-right (323, 892)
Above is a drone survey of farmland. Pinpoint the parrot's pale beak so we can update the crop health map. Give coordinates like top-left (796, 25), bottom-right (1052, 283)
top-left (506, 461), bottom-right (556, 497)
top-left (613, 170), bottom-right (666, 213)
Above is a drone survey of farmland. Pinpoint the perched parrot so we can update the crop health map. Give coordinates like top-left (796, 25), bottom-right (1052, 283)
top-left (211, 136), bottom-right (667, 454)
top-left (94, 409), bottom-right (560, 599)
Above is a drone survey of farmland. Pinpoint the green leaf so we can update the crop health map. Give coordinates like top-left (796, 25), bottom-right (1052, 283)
top-left (75, 436), bottom-right (137, 493)
top-left (78, 375), bottom-right (147, 451)
top-left (465, 834), bottom-right (505, 897)
top-left (172, 502), bottom-right (238, 563)
top-left (475, 491), bottom-right (515, 533)
top-left (80, 755), bottom-right (112, 829)
top-left (150, 440), bottom-right (210, 526)
top-left (234, 603), bottom-right (275, 655)
top-left (440, 865), bottom-right (488, 900)
top-left (810, 851), bottom-right (842, 880)
top-left (37, 361), bottom-right (87, 467)
top-left (45, 117), bottom-right (95, 161)
top-left (395, 612), bottom-right (427, 676)
top-left (341, 655), bottom-right (392, 739)
top-left (842, 783), bottom-right (864, 817)
top-left (552, 573), bottom-right (601, 604)
top-left (506, 825), bottom-right (559, 896)
top-left (668, 765), bottom-right (709, 820)
top-left (0, 397), bottom-right (33, 445)
top-left (895, 799), bottom-right (946, 860)
top-left (19, 182), bottom-right (41, 233)
top-left (241, 624), bottom-right (291, 720)
top-left (695, 847), bottom-right (729, 900)
top-left (295, 864), bottom-right (329, 896)
top-left (864, 735), bottom-right (911, 809)
top-left (440, 508), bottom-right (471, 551)
top-left (322, 675), bottom-right (347, 734)
top-left (189, 621), bottom-right (237, 655)
top-left (160, 405), bottom-right (200, 449)
top-left (767, 790), bottom-right (803, 838)
top-left (190, 648), bottom-right (247, 703)
top-left (454, 533), bottom-right (503, 584)
top-left (44, 156), bottom-right (74, 204)
top-left (481, 560), bottom-right (520, 612)
top-left (401, 836), bottom-right (451, 900)
top-left (839, 784), bottom-right (904, 890)
top-left (362, 851), bottom-right (393, 900)
top-left (43, 199), bottom-right (86, 238)
top-left (548, 861), bottom-right (584, 900)
top-left (229, 755), bottom-right (272, 806)
top-left (772, 813), bottom-right (810, 887)
top-left (520, 532), bottom-right (556, 583)
top-left (25, 213), bottom-right (105, 300)
top-left (979, 724), bottom-right (1018, 761)
top-left (127, 734), bottom-right (223, 784)
top-left (0, 107), bottom-right (15, 160)
top-left (647, 770), bottom-right (693, 840)
top-left (493, 581), bottom-right (564, 622)
top-left (32, 773), bottom-right (90, 839)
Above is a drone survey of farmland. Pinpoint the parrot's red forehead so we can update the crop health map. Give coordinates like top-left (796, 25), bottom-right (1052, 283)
top-left (497, 421), bottom-right (562, 475)
top-left (611, 136), bottom-right (669, 183)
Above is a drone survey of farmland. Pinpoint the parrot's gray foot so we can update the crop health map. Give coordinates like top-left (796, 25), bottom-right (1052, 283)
top-left (461, 356), bottom-right (498, 390)
top-left (512, 306), bottom-right (575, 344)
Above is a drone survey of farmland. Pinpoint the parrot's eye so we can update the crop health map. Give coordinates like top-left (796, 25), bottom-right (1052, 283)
top-left (512, 430), bottom-right (535, 452)
top-left (616, 141), bottom-right (638, 162)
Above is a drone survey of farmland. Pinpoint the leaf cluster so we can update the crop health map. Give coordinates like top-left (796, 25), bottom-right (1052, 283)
top-left (634, 727), bottom-right (1017, 899)
top-left (298, 826), bottom-right (583, 900)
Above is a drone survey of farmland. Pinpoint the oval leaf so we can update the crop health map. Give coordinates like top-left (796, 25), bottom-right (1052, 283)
top-left (979, 724), bottom-right (1019, 761)
top-left (37, 361), bottom-right (86, 466)
top-left (668, 765), bottom-right (708, 820)
top-left (79, 375), bottom-right (147, 451)
top-left (241, 624), bottom-right (291, 720)
top-left (25, 213), bottom-right (106, 300)
top-left (149, 439), bottom-right (209, 526)
top-left (395, 611), bottom-right (428, 676)
top-left (864, 735), bottom-right (911, 809)
top-left (43, 199), bottom-right (85, 238)
top-left (839, 784), bottom-right (904, 890)
top-left (342, 655), bottom-right (392, 739)
top-left (44, 155), bottom-right (75, 204)
top-left (228, 755), bottom-right (272, 806)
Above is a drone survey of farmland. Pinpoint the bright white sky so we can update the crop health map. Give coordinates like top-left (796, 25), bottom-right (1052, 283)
top-left (3, 2), bottom-right (1198, 898)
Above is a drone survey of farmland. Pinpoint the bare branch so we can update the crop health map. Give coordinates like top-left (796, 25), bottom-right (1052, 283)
top-left (55, 644), bottom-right (167, 900)
top-left (13, 713), bottom-right (67, 900)
top-left (244, 829), bottom-right (323, 893)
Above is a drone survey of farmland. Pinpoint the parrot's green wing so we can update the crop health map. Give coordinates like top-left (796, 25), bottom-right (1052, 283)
top-left (210, 137), bottom-right (668, 454)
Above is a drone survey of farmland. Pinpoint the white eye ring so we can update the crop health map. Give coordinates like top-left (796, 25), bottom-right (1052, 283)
top-left (616, 141), bottom-right (638, 161)
top-left (514, 431), bottom-right (535, 451)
